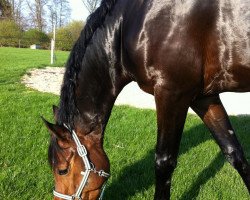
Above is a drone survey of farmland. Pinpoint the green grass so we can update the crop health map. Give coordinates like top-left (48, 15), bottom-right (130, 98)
top-left (0, 47), bottom-right (250, 199)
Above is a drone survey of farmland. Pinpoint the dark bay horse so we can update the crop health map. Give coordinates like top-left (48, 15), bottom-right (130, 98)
top-left (43, 0), bottom-right (250, 199)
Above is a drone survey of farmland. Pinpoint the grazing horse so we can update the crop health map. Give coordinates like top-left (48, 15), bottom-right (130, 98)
top-left (43, 0), bottom-right (250, 199)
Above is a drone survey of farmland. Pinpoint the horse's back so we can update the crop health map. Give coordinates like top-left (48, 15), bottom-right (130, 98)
top-left (122, 0), bottom-right (250, 95)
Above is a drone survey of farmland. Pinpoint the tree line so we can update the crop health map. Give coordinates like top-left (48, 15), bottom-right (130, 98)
top-left (0, 0), bottom-right (71, 32)
top-left (0, 0), bottom-right (101, 50)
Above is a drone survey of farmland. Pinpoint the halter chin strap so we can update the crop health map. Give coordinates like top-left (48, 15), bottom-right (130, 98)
top-left (53, 124), bottom-right (110, 200)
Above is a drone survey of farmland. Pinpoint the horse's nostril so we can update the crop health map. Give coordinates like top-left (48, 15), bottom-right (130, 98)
top-left (58, 168), bottom-right (68, 175)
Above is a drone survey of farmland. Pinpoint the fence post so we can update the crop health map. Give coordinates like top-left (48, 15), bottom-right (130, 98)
top-left (50, 25), bottom-right (56, 64)
top-left (51, 39), bottom-right (55, 64)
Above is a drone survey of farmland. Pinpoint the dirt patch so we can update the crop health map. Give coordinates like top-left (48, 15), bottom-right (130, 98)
top-left (22, 67), bottom-right (65, 95)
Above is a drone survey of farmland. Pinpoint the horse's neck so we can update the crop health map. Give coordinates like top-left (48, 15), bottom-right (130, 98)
top-left (75, 15), bottom-right (129, 130)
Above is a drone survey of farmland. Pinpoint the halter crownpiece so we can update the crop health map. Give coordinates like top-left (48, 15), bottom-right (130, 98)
top-left (53, 123), bottom-right (110, 200)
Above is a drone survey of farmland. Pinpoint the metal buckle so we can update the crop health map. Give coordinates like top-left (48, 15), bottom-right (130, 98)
top-left (98, 170), bottom-right (104, 177)
top-left (77, 145), bottom-right (88, 157)
top-left (89, 163), bottom-right (110, 178)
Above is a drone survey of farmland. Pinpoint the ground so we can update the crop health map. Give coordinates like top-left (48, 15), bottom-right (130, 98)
top-left (22, 67), bottom-right (65, 95)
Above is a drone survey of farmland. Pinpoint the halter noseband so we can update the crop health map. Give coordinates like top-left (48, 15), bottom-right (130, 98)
top-left (53, 124), bottom-right (110, 200)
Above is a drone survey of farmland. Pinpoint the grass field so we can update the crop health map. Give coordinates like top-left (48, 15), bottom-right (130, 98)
top-left (0, 47), bottom-right (250, 200)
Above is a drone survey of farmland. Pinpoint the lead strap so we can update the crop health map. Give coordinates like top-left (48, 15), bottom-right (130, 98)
top-left (98, 183), bottom-right (107, 200)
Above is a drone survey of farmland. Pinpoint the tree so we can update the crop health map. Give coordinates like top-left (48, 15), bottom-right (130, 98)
top-left (47, 0), bottom-right (71, 32)
top-left (27, 0), bottom-right (48, 31)
top-left (0, 0), bottom-right (12, 19)
top-left (57, 0), bottom-right (70, 27)
top-left (9, 0), bottom-right (26, 29)
top-left (0, 1), bottom-right (27, 29)
top-left (81, 0), bottom-right (101, 14)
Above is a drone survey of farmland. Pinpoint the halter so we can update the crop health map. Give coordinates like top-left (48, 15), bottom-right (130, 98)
top-left (53, 124), bottom-right (110, 200)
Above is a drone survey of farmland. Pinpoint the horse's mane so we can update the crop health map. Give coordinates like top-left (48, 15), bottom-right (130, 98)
top-left (58, 0), bottom-right (117, 126)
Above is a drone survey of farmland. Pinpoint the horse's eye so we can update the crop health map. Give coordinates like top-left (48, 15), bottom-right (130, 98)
top-left (58, 168), bottom-right (69, 175)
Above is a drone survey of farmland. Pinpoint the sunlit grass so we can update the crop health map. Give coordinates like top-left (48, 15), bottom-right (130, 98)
top-left (0, 47), bottom-right (249, 199)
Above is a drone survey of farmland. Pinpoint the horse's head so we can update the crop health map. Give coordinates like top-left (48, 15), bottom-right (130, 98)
top-left (42, 106), bottom-right (110, 200)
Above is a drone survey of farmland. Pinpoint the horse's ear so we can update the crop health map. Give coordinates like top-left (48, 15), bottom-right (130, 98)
top-left (52, 105), bottom-right (59, 121)
top-left (41, 117), bottom-right (71, 142)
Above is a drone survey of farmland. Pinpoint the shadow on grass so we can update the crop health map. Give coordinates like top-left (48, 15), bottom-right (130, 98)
top-left (105, 149), bottom-right (155, 199)
top-left (105, 114), bottom-right (250, 199)
top-left (179, 153), bottom-right (225, 200)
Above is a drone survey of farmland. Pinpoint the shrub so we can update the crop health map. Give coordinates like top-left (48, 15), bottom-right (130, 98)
top-left (55, 27), bottom-right (74, 51)
top-left (0, 20), bottom-right (22, 47)
top-left (66, 20), bottom-right (85, 42)
top-left (50, 20), bottom-right (84, 51)
top-left (23, 29), bottom-right (50, 49)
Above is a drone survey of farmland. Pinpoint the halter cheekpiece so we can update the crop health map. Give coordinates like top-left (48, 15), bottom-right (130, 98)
top-left (53, 123), bottom-right (110, 200)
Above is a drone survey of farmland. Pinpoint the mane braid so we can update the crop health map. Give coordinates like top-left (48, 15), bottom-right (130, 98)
top-left (58, 0), bottom-right (117, 126)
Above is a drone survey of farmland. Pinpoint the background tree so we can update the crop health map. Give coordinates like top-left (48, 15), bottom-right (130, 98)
top-left (0, 0), bottom-right (13, 19)
top-left (27, 0), bottom-right (48, 31)
top-left (9, 0), bottom-right (26, 29)
top-left (47, 0), bottom-right (71, 32)
top-left (0, 1), bottom-right (27, 29)
top-left (81, 0), bottom-right (101, 14)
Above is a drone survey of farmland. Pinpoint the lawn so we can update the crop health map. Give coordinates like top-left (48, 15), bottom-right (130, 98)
top-left (0, 47), bottom-right (249, 200)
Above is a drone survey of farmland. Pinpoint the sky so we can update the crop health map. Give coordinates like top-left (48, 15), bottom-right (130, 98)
top-left (69, 0), bottom-right (90, 21)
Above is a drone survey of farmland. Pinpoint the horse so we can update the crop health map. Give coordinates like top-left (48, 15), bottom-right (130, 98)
top-left (42, 0), bottom-right (250, 199)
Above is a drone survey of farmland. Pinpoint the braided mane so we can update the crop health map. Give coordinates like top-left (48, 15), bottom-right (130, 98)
top-left (58, 0), bottom-right (117, 126)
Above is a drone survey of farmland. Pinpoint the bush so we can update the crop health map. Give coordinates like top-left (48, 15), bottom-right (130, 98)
top-left (56, 27), bottom-right (74, 51)
top-left (0, 20), bottom-right (22, 47)
top-left (23, 29), bottom-right (50, 49)
top-left (51, 20), bottom-right (84, 51)
top-left (66, 20), bottom-right (85, 42)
